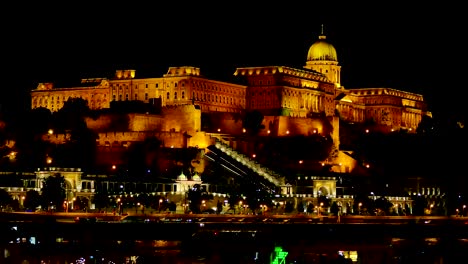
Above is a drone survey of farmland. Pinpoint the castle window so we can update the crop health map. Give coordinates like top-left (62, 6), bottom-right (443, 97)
top-left (119, 94), bottom-right (122, 101)
top-left (182, 91), bottom-right (185, 99)
top-left (125, 94), bottom-right (129, 100)
top-left (174, 92), bottom-right (178, 99)
top-left (156, 83), bottom-right (159, 88)
top-left (145, 93), bottom-right (148, 100)
top-left (135, 94), bottom-right (138, 100)
top-left (175, 83), bottom-right (178, 87)
top-left (112, 95), bottom-right (116, 101)
top-left (167, 92), bottom-right (170, 99)
top-left (145, 84), bottom-right (148, 88)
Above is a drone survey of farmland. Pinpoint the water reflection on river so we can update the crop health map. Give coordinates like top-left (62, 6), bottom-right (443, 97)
top-left (3, 237), bottom-right (468, 264)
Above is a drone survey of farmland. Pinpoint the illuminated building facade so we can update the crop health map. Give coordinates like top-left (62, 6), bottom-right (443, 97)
top-left (30, 32), bottom-right (430, 134)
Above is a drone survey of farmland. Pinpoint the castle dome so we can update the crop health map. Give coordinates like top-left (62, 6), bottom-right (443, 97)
top-left (306, 34), bottom-right (337, 62)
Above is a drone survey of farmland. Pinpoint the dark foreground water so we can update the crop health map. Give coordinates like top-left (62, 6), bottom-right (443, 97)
top-left (2, 220), bottom-right (468, 263)
top-left (3, 236), bottom-right (468, 263)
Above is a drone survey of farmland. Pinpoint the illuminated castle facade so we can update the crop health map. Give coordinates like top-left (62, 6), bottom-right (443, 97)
top-left (30, 33), bottom-right (430, 137)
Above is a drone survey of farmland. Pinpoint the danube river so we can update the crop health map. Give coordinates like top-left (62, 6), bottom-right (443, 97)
top-left (1, 213), bottom-right (468, 263)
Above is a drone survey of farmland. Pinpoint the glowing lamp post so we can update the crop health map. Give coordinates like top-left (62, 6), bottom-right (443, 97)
top-left (159, 199), bottom-right (163, 212)
top-left (117, 198), bottom-right (121, 215)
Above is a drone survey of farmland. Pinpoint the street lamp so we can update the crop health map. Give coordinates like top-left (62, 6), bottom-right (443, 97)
top-left (358, 202), bottom-right (362, 215)
top-left (159, 199), bottom-right (163, 212)
top-left (117, 198), bottom-right (121, 215)
top-left (463, 205), bottom-right (466, 216)
top-left (239, 201), bottom-right (243, 214)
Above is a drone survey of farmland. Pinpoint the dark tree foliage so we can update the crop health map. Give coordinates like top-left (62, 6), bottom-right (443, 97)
top-left (330, 201), bottom-right (339, 216)
top-left (136, 193), bottom-right (151, 208)
top-left (92, 190), bottom-right (110, 212)
top-left (284, 201), bottom-right (294, 213)
top-left (187, 184), bottom-right (212, 214)
top-left (164, 147), bottom-right (201, 179)
top-left (317, 195), bottom-right (331, 208)
top-left (48, 98), bottom-right (97, 170)
top-left (24, 190), bottom-right (42, 211)
top-left (227, 192), bottom-right (242, 212)
top-left (0, 188), bottom-right (12, 208)
top-left (297, 201), bottom-right (305, 214)
top-left (53, 98), bottom-right (90, 133)
top-left (411, 195), bottom-right (427, 216)
top-left (5, 108), bottom-right (53, 170)
top-left (41, 174), bottom-right (66, 211)
top-left (243, 110), bottom-right (264, 135)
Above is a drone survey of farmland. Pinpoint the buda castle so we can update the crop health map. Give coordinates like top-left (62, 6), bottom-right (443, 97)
top-left (30, 32), bottom-right (429, 136)
top-left (30, 31), bottom-right (430, 176)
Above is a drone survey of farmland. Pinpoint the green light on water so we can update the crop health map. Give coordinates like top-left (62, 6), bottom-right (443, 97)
top-left (270, 246), bottom-right (288, 264)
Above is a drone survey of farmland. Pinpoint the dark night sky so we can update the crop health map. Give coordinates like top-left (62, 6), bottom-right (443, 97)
top-left (1, 2), bottom-right (466, 120)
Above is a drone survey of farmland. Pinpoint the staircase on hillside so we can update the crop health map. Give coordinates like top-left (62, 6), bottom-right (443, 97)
top-left (205, 139), bottom-right (285, 193)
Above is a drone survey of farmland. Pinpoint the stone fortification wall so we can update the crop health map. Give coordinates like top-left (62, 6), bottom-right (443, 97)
top-left (96, 131), bottom-right (186, 148)
top-left (128, 114), bottom-right (164, 132)
top-left (261, 116), bottom-right (332, 137)
top-left (161, 104), bottom-right (201, 133)
top-left (84, 104), bottom-right (201, 133)
top-left (203, 112), bottom-right (244, 135)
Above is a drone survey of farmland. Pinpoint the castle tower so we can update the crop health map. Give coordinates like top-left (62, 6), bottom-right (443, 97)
top-left (304, 25), bottom-right (341, 88)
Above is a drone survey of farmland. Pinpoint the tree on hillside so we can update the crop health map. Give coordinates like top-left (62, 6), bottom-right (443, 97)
top-left (243, 110), bottom-right (264, 135)
top-left (53, 98), bottom-right (90, 133)
top-left (0, 189), bottom-right (12, 210)
top-left (50, 98), bottom-right (97, 169)
top-left (92, 189), bottom-right (110, 212)
top-left (24, 190), bottom-right (42, 211)
top-left (6, 108), bottom-right (52, 170)
top-left (41, 174), bottom-right (66, 211)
